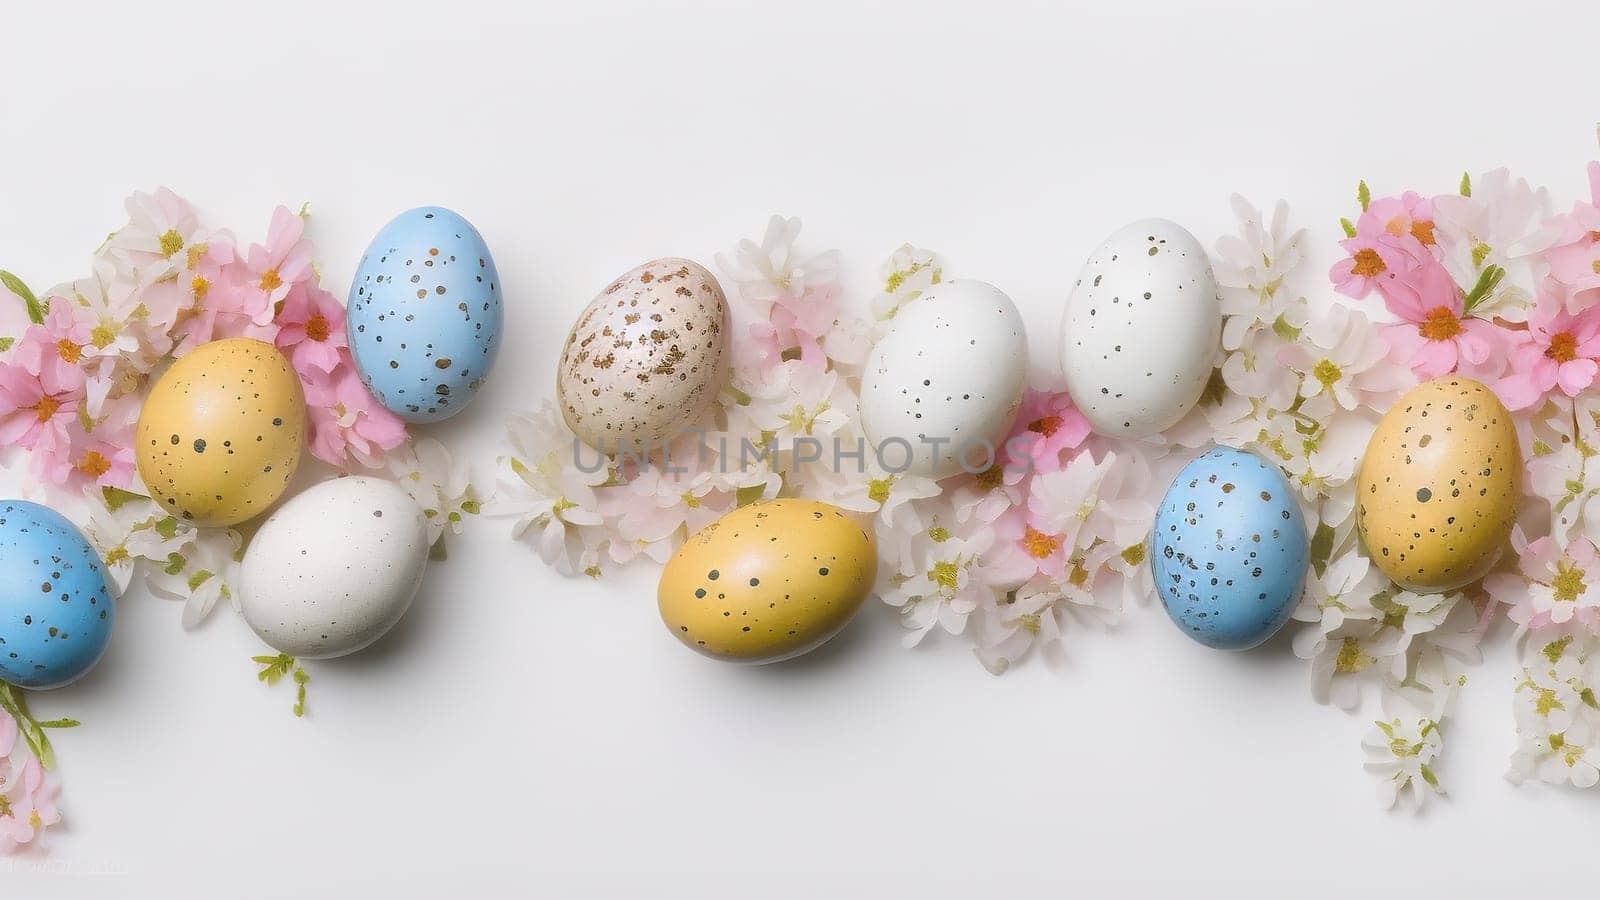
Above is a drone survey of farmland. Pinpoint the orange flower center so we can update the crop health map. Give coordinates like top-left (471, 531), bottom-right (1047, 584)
top-left (1350, 248), bottom-right (1385, 277)
top-left (1547, 332), bottom-right (1579, 363)
top-left (1028, 415), bottom-right (1064, 438)
top-left (57, 339), bottom-right (82, 364)
top-left (1022, 525), bottom-right (1063, 560)
top-left (1410, 220), bottom-right (1436, 246)
top-left (305, 313), bottom-right (331, 342)
top-left (1418, 306), bottom-right (1463, 341)
top-left (259, 269), bottom-right (283, 292)
top-left (33, 396), bottom-right (61, 422)
top-left (77, 450), bottom-right (111, 478)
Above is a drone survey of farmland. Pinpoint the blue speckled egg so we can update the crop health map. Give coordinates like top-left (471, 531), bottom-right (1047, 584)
top-left (347, 207), bottom-right (503, 423)
top-left (1150, 448), bottom-right (1309, 650)
top-left (0, 501), bottom-right (115, 689)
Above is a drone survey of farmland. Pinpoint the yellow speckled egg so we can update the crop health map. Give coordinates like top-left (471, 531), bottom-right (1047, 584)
top-left (1356, 376), bottom-right (1520, 592)
top-left (658, 499), bottom-right (876, 663)
top-left (135, 339), bottom-right (306, 527)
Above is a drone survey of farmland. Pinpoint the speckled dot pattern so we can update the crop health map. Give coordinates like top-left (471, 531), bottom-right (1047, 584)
top-left (135, 338), bottom-right (306, 528)
top-left (858, 279), bottom-right (1028, 479)
top-left (658, 499), bottom-right (876, 664)
top-left (1150, 447), bottom-right (1309, 650)
top-left (348, 206), bottom-right (503, 424)
top-left (1357, 376), bottom-right (1521, 592)
top-left (0, 500), bottom-right (115, 689)
top-left (238, 476), bottom-right (430, 660)
top-left (1059, 218), bottom-right (1221, 439)
top-left (557, 258), bottom-right (729, 452)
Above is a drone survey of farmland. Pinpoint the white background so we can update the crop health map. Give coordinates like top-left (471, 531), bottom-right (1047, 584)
top-left (3, 0), bottom-right (1599, 895)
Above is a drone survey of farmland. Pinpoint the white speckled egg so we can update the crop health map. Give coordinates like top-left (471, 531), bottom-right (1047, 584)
top-left (859, 279), bottom-right (1027, 479)
top-left (557, 258), bottom-right (730, 453)
top-left (1059, 219), bottom-right (1220, 438)
top-left (239, 476), bottom-right (429, 660)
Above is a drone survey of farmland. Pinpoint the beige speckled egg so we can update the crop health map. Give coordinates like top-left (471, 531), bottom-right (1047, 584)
top-left (135, 338), bottom-right (306, 527)
top-left (1356, 376), bottom-right (1520, 592)
top-left (658, 499), bottom-right (876, 664)
top-left (557, 258), bottom-right (730, 453)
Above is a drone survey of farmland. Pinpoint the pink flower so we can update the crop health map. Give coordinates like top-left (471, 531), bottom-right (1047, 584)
top-left (1538, 162), bottom-right (1600, 313)
top-left (1485, 531), bottom-right (1600, 632)
top-left (1000, 389), bottom-right (1091, 475)
top-left (740, 286), bottom-right (840, 373)
top-left (0, 361), bottom-right (84, 480)
top-left (1329, 232), bottom-right (1432, 300)
top-left (11, 303), bottom-right (92, 386)
top-left (984, 504), bottom-right (1068, 587)
top-left (303, 355), bottom-right (407, 469)
top-left (170, 239), bottom-right (248, 356)
top-left (1361, 191), bottom-right (1436, 247)
top-left (1494, 293), bottom-right (1600, 410)
top-left (240, 206), bottom-right (314, 327)
top-left (0, 754), bottom-right (61, 847)
top-left (1377, 259), bottom-right (1498, 378)
top-left (275, 282), bottom-right (348, 376)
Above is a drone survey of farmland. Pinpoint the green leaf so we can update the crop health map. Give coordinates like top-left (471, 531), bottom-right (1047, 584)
top-left (735, 484), bottom-right (767, 507)
top-left (102, 485), bottom-right (150, 511)
top-left (1339, 218), bottom-right (1357, 239)
top-left (1459, 172), bottom-right (1472, 197)
top-left (1462, 264), bottom-right (1505, 312)
top-left (0, 270), bottom-right (46, 324)
top-left (34, 718), bottom-right (80, 729)
top-left (254, 653), bottom-right (295, 685)
top-left (1357, 180), bottom-right (1371, 213)
top-left (1419, 764), bottom-right (1440, 788)
top-left (1308, 522), bottom-right (1336, 577)
top-left (0, 337), bottom-right (12, 353)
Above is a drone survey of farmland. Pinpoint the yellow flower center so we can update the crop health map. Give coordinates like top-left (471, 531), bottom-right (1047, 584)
top-left (1547, 332), bottom-right (1579, 364)
top-left (929, 559), bottom-right (960, 591)
top-left (33, 396), bottom-right (61, 422)
top-left (158, 228), bottom-right (184, 258)
top-left (927, 526), bottom-right (950, 543)
top-left (305, 312), bottom-right (331, 342)
top-left (974, 464), bottom-right (1003, 491)
top-left (1418, 306), bottom-right (1463, 341)
top-left (1334, 637), bottom-right (1374, 674)
top-left (1022, 525), bottom-right (1062, 560)
top-left (191, 275), bottom-right (211, 300)
top-left (867, 478), bottom-right (892, 505)
top-left (259, 269), bottom-right (283, 292)
top-left (1350, 248), bottom-right (1385, 277)
top-left (1028, 415), bottom-right (1064, 438)
top-left (1312, 359), bottom-right (1342, 389)
top-left (1551, 560), bottom-right (1588, 603)
top-left (186, 244), bottom-right (208, 270)
top-left (681, 492), bottom-right (700, 509)
top-left (77, 450), bottom-right (112, 478)
top-left (91, 323), bottom-right (117, 349)
top-left (57, 338), bottom-right (82, 364)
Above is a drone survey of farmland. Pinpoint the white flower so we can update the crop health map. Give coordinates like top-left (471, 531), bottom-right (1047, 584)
top-left (80, 488), bottom-right (165, 596)
top-left (869, 244), bottom-right (942, 324)
top-left (1219, 299), bottom-right (1305, 406)
top-left (1363, 711), bottom-right (1444, 813)
top-left (1278, 303), bottom-right (1412, 411)
top-left (145, 526), bottom-right (243, 629)
top-left (1294, 616), bottom-right (1410, 709)
top-left (879, 522), bottom-right (996, 647)
top-left (391, 437), bottom-right (481, 547)
top-left (489, 403), bottom-right (609, 578)
top-left (105, 187), bottom-right (204, 280)
top-left (812, 459), bottom-right (940, 532)
top-left (1213, 196), bottom-right (1306, 351)
top-left (715, 215), bottom-right (839, 309)
top-left (970, 579), bottom-right (1062, 674)
top-left (1026, 451), bottom-right (1121, 553)
top-left (1293, 548), bottom-right (1387, 633)
top-left (1508, 634), bottom-right (1600, 788)
top-left (736, 361), bottom-right (855, 454)
top-left (1432, 169), bottom-right (1557, 321)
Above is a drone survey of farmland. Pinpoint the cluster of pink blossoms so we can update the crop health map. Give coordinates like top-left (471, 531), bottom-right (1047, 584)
top-left (0, 706), bottom-right (59, 849)
top-left (1329, 164), bottom-right (1600, 411)
top-left (0, 189), bottom-right (405, 492)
